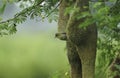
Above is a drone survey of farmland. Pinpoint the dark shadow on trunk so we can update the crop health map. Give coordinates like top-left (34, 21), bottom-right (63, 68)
top-left (67, 41), bottom-right (82, 78)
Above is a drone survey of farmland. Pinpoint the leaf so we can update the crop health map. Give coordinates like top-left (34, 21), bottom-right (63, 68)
top-left (0, 3), bottom-right (6, 14)
top-left (79, 17), bottom-right (95, 28)
top-left (76, 11), bottom-right (91, 20)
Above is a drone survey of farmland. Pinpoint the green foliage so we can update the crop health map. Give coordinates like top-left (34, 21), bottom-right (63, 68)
top-left (0, 0), bottom-right (59, 35)
top-left (0, 3), bottom-right (6, 15)
top-left (93, 1), bottom-right (120, 78)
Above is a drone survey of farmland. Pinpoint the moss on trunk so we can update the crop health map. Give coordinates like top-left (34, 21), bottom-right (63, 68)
top-left (57, 0), bottom-right (97, 78)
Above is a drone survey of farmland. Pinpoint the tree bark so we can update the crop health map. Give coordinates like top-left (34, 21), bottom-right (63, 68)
top-left (67, 41), bottom-right (82, 78)
top-left (57, 0), bottom-right (97, 78)
top-left (66, 0), bottom-right (97, 78)
top-left (57, 0), bottom-right (82, 78)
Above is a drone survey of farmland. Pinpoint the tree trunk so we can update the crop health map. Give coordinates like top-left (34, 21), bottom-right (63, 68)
top-left (67, 41), bottom-right (82, 78)
top-left (57, 0), bottom-right (97, 78)
top-left (56, 0), bottom-right (82, 78)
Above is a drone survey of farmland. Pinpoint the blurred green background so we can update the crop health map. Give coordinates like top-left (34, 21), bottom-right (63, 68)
top-left (0, 1), bottom-right (120, 78)
top-left (0, 3), bottom-right (70, 78)
top-left (0, 33), bottom-right (69, 78)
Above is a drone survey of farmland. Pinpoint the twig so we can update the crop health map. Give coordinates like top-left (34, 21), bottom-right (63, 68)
top-left (46, 0), bottom-right (63, 17)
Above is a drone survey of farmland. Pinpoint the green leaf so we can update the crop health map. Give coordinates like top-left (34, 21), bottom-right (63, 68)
top-left (0, 3), bottom-right (6, 14)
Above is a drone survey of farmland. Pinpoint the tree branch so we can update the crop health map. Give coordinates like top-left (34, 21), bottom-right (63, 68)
top-left (0, 0), bottom-right (44, 24)
top-left (46, 0), bottom-right (62, 17)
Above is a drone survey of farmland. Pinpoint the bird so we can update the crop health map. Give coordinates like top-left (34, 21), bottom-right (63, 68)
top-left (55, 32), bottom-right (67, 41)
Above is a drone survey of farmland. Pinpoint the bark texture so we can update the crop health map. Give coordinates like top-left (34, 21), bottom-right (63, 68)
top-left (55, 0), bottom-right (69, 41)
top-left (57, 0), bottom-right (97, 78)
top-left (67, 41), bottom-right (82, 78)
top-left (58, 0), bottom-right (69, 33)
top-left (57, 0), bottom-right (82, 78)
